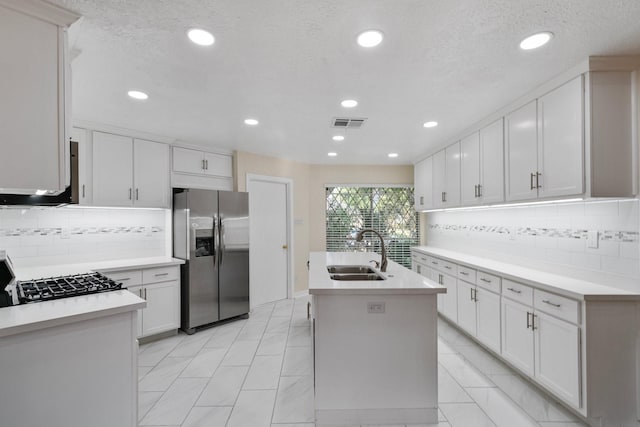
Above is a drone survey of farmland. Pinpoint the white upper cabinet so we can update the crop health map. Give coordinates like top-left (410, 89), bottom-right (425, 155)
top-left (134, 139), bottom-right (170, 208)
top-left (479, 118), bottom-right (505, 204)
top-left (460, 132), bottom-right (481, 205)
top-left (431, 149), bottom-right (446, 209)
top-left (538, 76), bottom-right (584, 199)
top-left (92, 131), bottom-right (170, 208)
top-left (0, 1), bottom-right (78, 194)
top-left (413, 157), bottom-right (432, 211)
top-left (171, 146), bottom-right (233, 191)
top-left (505, 100), bottom-right (539, 202)
top-left (444, 142), bottom-right (461, 207)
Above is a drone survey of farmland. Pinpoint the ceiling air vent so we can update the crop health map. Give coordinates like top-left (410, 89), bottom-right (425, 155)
top-left (332, 117), bottom-right (367, 128)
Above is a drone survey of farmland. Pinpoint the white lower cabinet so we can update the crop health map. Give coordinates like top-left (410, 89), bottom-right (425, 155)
top-left (457, 275), bottom-right (501, 353)
top-left (435, 271), bottom-right (457, 322)
top-left (102, 265), bottom-right (180, 338)
top-left (501, 285), bottom-right (582, 408)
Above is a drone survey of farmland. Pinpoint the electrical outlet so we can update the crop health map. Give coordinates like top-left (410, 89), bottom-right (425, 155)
top-left (367, 302), bottom-right (385, 314)
top-left (587, 230), bottom-right (599, 249)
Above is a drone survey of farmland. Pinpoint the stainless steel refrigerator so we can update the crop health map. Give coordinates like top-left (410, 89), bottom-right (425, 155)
top-left (173, 189), bottom-right (250, 334)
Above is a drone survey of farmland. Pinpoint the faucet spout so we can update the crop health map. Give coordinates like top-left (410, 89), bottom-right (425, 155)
top-left (355, 229), bottom-right (388, 272)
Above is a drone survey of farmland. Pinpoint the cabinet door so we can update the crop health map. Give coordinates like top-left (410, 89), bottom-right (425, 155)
top-left (501, 298), bottom-right (534, 375)
top-left (92, 132), bottom-right (133, 207)
top-left (476, 288), bottom-right (501, 353)
top-left (479, 118), bottom-right (505, 204)
top-left (431, 150), bottom-right (446, 208)
top-left (134, 139), bottom-right (170, 208)
top-left (538, 76), bottom-right (584, 199)
top-left (456, 280), bottom-right (476, 335)
top-left (505, 101), bottom-right (538, 202)
top-left (204, 152), bottom-right (233, 178)
top-left (0, 6), bottom-right (65, 193)
top-left (414, 159), bottom-right (427, 210)
top-left (127, 285), bottom-right (144, 338)
top-left (173, 147), bottom-right (205, 174)
top-left (444, 142), bottom-right (461, 207)
top-left (71, 127), bottom-right (92, 205)
top-left (534, 311), bottom-right (581, 408)
top-left (441, 273), bottom-right (458, 322)
top-left (460, 133), bottom-right (480, 206)
top-left (142, 280), bottom-right (180, 336)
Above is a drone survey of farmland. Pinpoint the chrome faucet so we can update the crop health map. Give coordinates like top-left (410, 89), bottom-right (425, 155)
top-left (355, 229), bottom-right (388, 272)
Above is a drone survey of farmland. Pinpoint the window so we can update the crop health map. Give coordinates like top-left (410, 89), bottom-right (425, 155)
top-left (326, 186), bottom-right (420, 268)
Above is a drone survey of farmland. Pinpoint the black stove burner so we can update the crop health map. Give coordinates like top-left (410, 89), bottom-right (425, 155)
top-left (16, 272), bottom-right (122, 304)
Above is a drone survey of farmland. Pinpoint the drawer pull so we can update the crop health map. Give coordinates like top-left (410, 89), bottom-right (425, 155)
top-left (420, 257), bottom-right (427, 261)
top-left (460, 271), bottom-right (469, 276)
top-left (526, 311), bottom-right (532, 329)
top-left (154, 273), bottom-right (169, 277)
top-left (507, 287), bottom-right (521, 294)
top-left (120, 278), bottom-right (131, 281)
top-left (444, 265), bottom-right (452, 270)
top-left (431, 261), bottom-right (438, 265)
top-left (480, 278), bottom-right (492, 283)
top-left (542, 299), bottom-right (561, 308)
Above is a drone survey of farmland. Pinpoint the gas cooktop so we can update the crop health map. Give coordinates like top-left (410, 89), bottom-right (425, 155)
top-left (16, 272), bottom-right (122, 304)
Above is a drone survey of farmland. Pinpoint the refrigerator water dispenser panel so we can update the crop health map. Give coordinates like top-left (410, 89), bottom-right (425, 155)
top-left (195, 229), bottom-right (214, 257)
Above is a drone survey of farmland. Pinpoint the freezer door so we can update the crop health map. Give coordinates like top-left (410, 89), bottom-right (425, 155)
top-left (185, 189), bottom-right (219, 329)
top-left (218, 191), bottom-right (250, 320)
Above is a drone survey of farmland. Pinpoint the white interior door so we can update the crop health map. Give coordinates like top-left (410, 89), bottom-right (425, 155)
top-left (248, 176), bottom-right (290, 308)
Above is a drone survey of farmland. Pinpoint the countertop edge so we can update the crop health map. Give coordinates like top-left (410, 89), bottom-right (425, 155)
top-left (412, 246), bottom-right (640, 301)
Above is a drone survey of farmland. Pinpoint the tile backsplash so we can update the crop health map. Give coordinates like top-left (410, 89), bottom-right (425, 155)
top-left (0, 207), bottom-right (169, 268)
top-left (425, 199), bottom-right (640, 287)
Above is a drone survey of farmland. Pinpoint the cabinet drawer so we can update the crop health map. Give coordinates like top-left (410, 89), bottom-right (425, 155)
top-left (477, 271), bottom-right (501, 294)
top-left (534, 289), bottom-right (580, 324)
top-left (502, 279), bottom-right (533, 306)
top-left (103, 269), bottom-right (143, 287)
top-left (430, 257), bottom-right (457, 275)
top-left (143, 266), bottom-right (179, 284)
top-left (457, 265), bottom-right (476, 283)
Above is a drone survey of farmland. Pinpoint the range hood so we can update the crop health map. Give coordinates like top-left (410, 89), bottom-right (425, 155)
top-left (0, 141), bottom-right (79, 206)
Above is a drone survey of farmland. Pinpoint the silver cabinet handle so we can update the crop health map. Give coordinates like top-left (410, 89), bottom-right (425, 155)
top-left (136, 188), bottom-right (139, 200)
top-left (205, 159), bottom-right (209, 170)
top-left (507, 287), bottom-right (521, 294)
top-left (473, 288), bottom-right (478, 302)
top-left (138, 289), bottom-right (142, 297)
top-left (202, 159), bottom-right (206, 170)
top-left (532, 313), bottom-right (538, 330)
top-left (129, 188), bottom-right (132, 200)
top-left (530, 173), bottom-right (536, 190)
top-left (444, 265), bottom-right (452, 270)
top-left (442, 192), bottom-right (446, 202)
top-left (542, 299), bottom-right (561, 308)
top-left (82, 184), bottom-right (85, 198)
top-left (460, 271), bottom-right (469, 276)
top-left (480, 278), bottom-right (491, 283)
top-left (526, 311), bottom-right (532, 329)
top-left (154, 273), bottom-right (169, 277)
top-left (431, 261), bottom-right (438, 265)
top-left (536, 172), bottom-right (542, 189)
top-left (420, 257), bottom-right (427, 261)
top-left (120, 277), bottom-right (131, 282)
top-left (420, 196), bottom-right (424, 206)
top-left (144, 288), bottom-right (147, 299)
top-left (470, 288), bottom-right (474, 301)
top-left (477, 184), bottom-right (482, 197)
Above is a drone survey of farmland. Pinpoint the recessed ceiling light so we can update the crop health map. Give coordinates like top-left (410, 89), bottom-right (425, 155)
top-left (127, 90), bottom-right (148, 100)
top-left (328, 152), bottom-right (337, 157)
top-left (244, 118), bottom-right (259, 126)
top-left (187, 28), bottom-right (215, 46)
top-left (357, 30), bottom-right (384, 48)
top-left (341, 99), bottom-right (358, 108)
top-left (332, 135), bottom-right (345, 141)
top-left (423, 121), bottom-right (438, 128)
top-left (519, 32), bottom-right (553, 50)
top-left (388, 153), bottom-right (399, 158)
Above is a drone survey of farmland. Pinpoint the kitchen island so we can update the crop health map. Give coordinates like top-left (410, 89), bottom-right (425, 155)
top-left (309, 251), bottom-right (446, 425)
top-left (0, 281), bottom-right (146, 427)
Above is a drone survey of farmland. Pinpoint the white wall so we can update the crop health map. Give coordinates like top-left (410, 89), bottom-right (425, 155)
top-left (425, 199), bottom-right (640, 289)
top-left (0, 206), bottom-right (169, 267)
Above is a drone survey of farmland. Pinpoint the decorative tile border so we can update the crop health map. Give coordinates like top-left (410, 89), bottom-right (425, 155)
top-left (427, 224), bottom-right (639, 242)
top-left (0, 226), bottom-right (163, 237)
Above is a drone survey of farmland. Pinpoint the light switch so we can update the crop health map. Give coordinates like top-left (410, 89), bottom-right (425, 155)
top-left (587, 230), bottom-right (599, 249)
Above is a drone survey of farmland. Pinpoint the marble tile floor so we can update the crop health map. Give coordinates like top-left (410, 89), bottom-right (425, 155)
top-left (137, 295), bottom-right (587, 427)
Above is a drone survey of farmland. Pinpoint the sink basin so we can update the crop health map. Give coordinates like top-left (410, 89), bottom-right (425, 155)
top-left (327, 265), bottom-right (377, 274)
top-left (329, 273), bottom-right (385, 281)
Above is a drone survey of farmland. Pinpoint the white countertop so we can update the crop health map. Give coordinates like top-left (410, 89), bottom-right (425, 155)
top-left (308, 251), bottom-right (447, 295)
top-left (13, 257), bottom-right (185, 281)
top-left (0, 290), bottom-right (145, 338)
top-left (413, 246), bottom-right (640, 301)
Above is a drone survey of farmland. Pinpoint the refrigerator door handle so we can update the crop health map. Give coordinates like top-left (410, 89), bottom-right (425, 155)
top-left (185, 210), bottom-right (191, 261)
top-left (219, 216), bottom-right (225, 268)
top-left (212, 215), bottom-right (217, 267)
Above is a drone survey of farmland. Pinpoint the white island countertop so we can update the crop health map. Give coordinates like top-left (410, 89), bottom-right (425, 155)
top-left (308, 251), bottom-right (446, 295)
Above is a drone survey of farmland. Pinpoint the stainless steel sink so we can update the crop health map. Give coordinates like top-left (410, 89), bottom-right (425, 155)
top-left (327, 265), bottom-right (377, 274)
top-left (329, 273), bottom-right (386, 281)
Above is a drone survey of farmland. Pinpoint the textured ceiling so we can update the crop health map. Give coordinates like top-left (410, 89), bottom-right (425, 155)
top-left (50, 0), bottom-right (640, 164)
